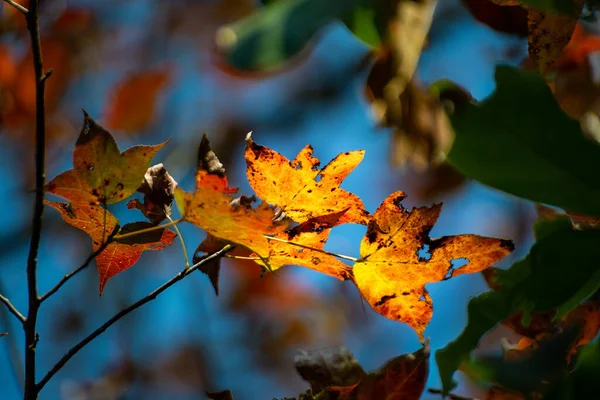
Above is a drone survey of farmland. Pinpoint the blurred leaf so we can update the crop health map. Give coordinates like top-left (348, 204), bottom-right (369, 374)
top-left (46, 112), bottom-right (168, 204)
top-left (105, 69), bottom-right (171, 134)
top-left (216, 0), bottom-right (363, 71)
top-left (462, 0), bottom-right (528, 36)
top-left (445, 66), bottom-right (600, 218)
top-left (353, 191), bottom-right (513, 341)
top-left (206, 390), bottom-right (234, 400)
top-left (462, 326), bottom-right (581, 397)
top-left (436, 218), bottom-right (600, 394)
top-left (295, 343), bottom-right (430, 399)
top-left (546, 340), bottom-right (600, 399)
top-left (45, 201), bottom-right (176, 294)
top-left (245, 135), bottom-right (371, 225)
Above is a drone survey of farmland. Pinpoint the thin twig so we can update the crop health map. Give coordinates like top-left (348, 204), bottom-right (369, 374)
top-left (0, 295), bottom-right (25, 324)
top-left (113, 218), bottom-right (181, 241)
top-left (36, 245), bottom-right (232, 392)
top-left (0, 278), bottom-right (25, 395)
top-left (23, 1), bottom-right (46, 398)
top-left (167, 215), bottom-right (189, 269)
top-left (39, 226), bottom-right (119, 303)
top-left (2, 0), bottom-right (29, 14)
top-left (265, 236), bottom-right (358, 262)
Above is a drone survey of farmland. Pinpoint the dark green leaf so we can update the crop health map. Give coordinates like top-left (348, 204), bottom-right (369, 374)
top-left (436, 219), bottom-right (600, 394)
top-left (446, 66), bottom-right (600, 217)
top-left (520, 0), bottom-right (578, 14)
top-left (216, 0), bottom-right (363, 71)
top-left (546, 340), bottom-right (600, 399)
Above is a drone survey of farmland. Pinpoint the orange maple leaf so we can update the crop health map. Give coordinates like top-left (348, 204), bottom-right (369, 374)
top-left (175, 135), bottom-right (290, 262)
top-left (46, 112), bottom-right (167, 204)
top-left (353, 191), bottom-right (513, 340)
top-left (245, 136), bottom-right (371, 225)
top-left (46, 201), bottom-right (176, 294)
top-left (105, 69), bottom-right (171, 133)
top-left (252, 210), bottom-right (353, 280)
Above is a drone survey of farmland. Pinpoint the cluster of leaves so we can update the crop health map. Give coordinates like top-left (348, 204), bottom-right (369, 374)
top-left (47, 112), bottom-right (512, 342)
top-left (210, 0), bottom-right (600, 398)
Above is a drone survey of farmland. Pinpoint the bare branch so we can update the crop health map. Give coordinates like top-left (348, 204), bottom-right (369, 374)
top-left (0, 294), bottom-right (25, 324)
top-left (2, 0), bottom-right (29, 14)
top-left (36, 245), bottom-right (233, 392)
top-left (23, 1), bottom-right (47, 398)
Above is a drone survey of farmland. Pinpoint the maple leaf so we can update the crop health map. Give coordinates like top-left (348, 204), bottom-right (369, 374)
top-left (175, 135), bottom-right (290, 262)
top-left (353, 191), bottom-right (514, 340)
top-left (46, 200), bottom-right (176, 294)
top-left (105, 69), bottom-right (171, 133)
top-left (46, 111), bottom-right (168, 204)
top-left (295, 343), bottom-right (429, 400)
top-left (245, 136), bottom-right (370, 225)
top-left (252, 210), bottom-right (354, 281)
top-left (127, 163), bottom-right (178, 225)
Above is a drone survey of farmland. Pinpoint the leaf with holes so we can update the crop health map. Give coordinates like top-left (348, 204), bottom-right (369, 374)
top-left (46, 200), bottom-right (176, 294)
top-left (245, 135), bottom-right (370, 225)
top-left (175, 135), bottom-right (290, 263)
top-left (352, 191), bottom-right (513, 341)
top-left (46, 111), bottom-right (168, 204)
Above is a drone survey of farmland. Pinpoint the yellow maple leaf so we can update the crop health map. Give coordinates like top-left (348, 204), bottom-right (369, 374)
top-left (353, 191), bottom-right (513, 341)
top-left (175, 135), bottom-right (290, 261)
top-left (245, 136), bottom-right (371, 225)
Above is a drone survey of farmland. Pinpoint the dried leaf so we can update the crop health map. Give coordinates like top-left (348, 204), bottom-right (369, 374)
top-left (46, 112), bottom-right (168, 204)
top-left (245, 136), bottom-right (370, 225)
top-left (46, 200), bottom-right (176, 294)
top-left (127, 163), bottom-right (178, 225)
top-left (296, 344), bottom-right (430, 400)
top-left (105, 69), bottom-right (171, 133)
top-left (175, 135), bottom-right (290, 262)
top-left (353, 191), bottom-right (513, 340)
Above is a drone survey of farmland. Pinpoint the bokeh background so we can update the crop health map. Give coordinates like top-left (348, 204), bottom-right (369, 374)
top-left (0, 0), bottom-right (535, 399)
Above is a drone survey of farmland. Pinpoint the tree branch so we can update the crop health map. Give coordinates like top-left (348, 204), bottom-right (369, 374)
top-left (23, 1), bottom-right (47, 398)
top-left (2, 0), bottom-right (29, 14)
top-left (36, 245), bottom-right (232, 392)
top-left (0, 295), bottom-right (25, 324)
top-left (40, 226), bottom-right (119, 303)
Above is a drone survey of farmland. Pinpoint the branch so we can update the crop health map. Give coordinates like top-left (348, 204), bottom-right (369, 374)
top-left (0, 295), bottom-right (25, 324)
top-left (36, 245), bottom-right (233, 392)
top-left (2, 0), bottom-right (29, 14)
top-left (23, 0), bottom-right (47, 398)
top-left (40, 226), bottom-right (119, 303)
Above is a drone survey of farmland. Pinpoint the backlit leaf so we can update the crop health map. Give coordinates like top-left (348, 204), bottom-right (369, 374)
top-left (253, 210), bottom-right (354, 280)
top-left (46, 200), bottom-right (176, 294)
top-left (353, 191), bottom-right (513, 341)
top-left (46, 112), bottom-right (168, 204)
top-left (245, 136), bottom-right (370, 225)
top-left (175, 135), bottom-right (290, 262)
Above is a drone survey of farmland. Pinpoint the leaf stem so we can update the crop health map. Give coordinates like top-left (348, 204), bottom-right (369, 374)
top-left (225, 255), bottom-right (261, 260)
top-left (0, 294), bottom-right (25, 324)
top-left (35, 245), bottom-right (232, 393)
top-left (113, 218), bottom-right (181, 241)
top-left (167, 215), bottom-right (189, 269)
top-left (265, 236), bottom-right (358, 262)
top-left (2, 0), bottom-right (28, 14)
top-left (39, 226), bottom-right (119, 303)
